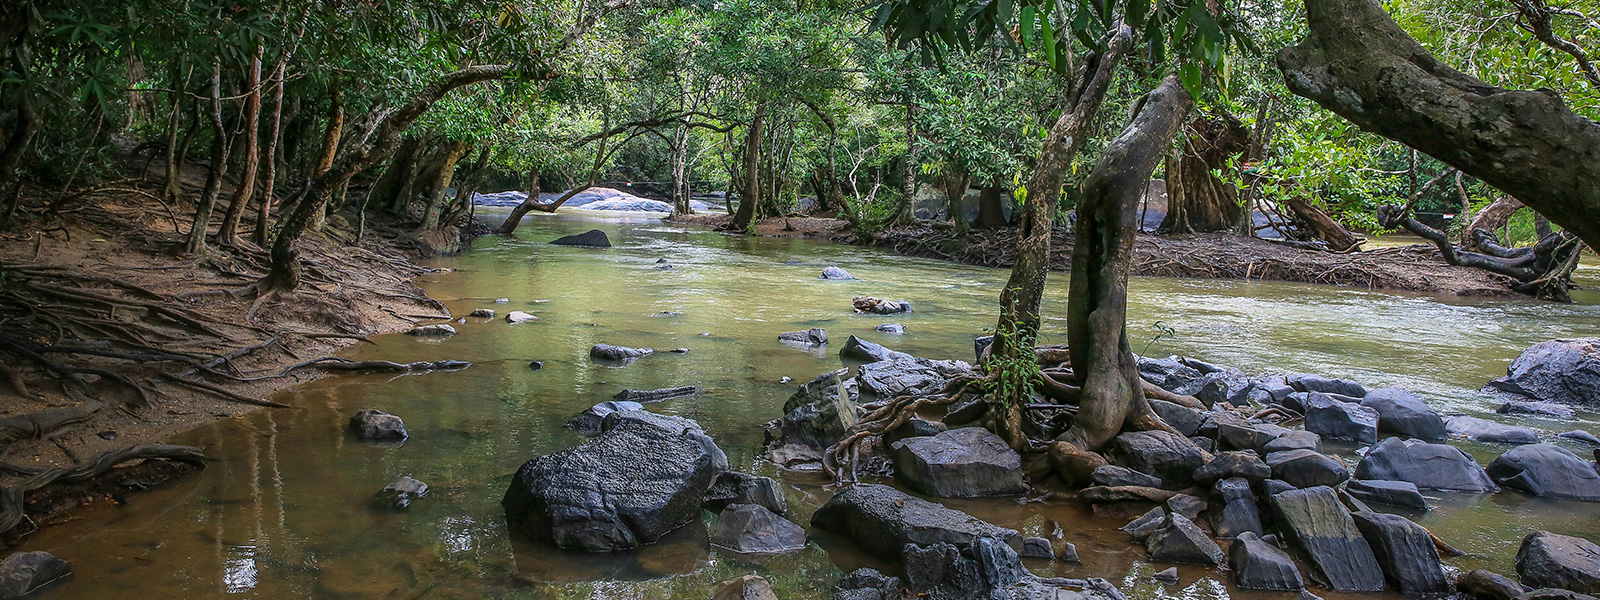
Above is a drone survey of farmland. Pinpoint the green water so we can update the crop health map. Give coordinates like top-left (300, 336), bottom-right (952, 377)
top-left (19, 211), bottom-right (1600, 599)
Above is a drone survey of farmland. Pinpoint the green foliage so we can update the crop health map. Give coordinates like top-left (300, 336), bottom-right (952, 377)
top-left (986, 313), bottom-right (1038, 409)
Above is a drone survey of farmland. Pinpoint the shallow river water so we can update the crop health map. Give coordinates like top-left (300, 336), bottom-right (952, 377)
top-left (19, 211), bottom-right (1600, 599)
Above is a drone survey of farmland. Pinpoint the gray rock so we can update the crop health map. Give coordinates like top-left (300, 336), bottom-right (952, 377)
top-left (1195, 450), bottom-right (1271, 486)
top-left (1219, 421), bottom-right (1290, 452)
top-left (853, 296), bottom-right (912, 315)
top-left (406, 324), bottom-right (457, 336)
top-left (1266, 449), bottom-right (1349, 489)
top-left (876, 323), bottom-right (906, 334)
top-left (1448, 416), bottom-right (1542, 445)
top-left (1516, 589), bottom-right (1600, 600)
top-left (590, 343), bottom-right (653, 362)
top-left (468, 308), bottom-right (495, 318)
top-left (1488, 339), bottom-right (1600, 407)
top-left (1020, 537), bottom-right (1054, 559)
top-left (1268, 486), bottom-right (1385, 592)
top-left (1138, 356), bottom-right (1206, 393)
top-left (973, 335), bottom-right (994, 362)
top-left (1166, 494), bottom-right (1207, 520)
top-left (779, 328), bottom-right (828, 345)
top-left (1229, 531), bottom-right (1304, 590)
top-left (944, 396), bottom-right (990, 426)
top-left (1152, 567), bottom-right (1179, 583)
top-left (565, 400), bottom-right (645, 437)
top-left (1559, 430), bottom-right (1600, 445)
top-left (710, 504), bottom-right (807, 554)
top-left (1146, 513), bottom-right (1225, 566)
top-left (1211, 477), bottom-right (1264, 539)
top-left (1516, 531), bottom-right (1600, 594)
top-left (1460, 569), bottom-right (1532, 600)
top-left (891, 427), bottom-right (1028, 498)
top-left (1500, 401), bottom-right (1577, 419)
top-left (840, 335), bottom-right (913, 363)
top-left (494, 297), bottom-right (510, 303)
top-left (856, 358), bottom-right (971, 398)
top-left (1361, 388), bottom-right (1446, 441)
top-left (1486, 444), bottom-right (1600, 501)
top-left (612, 386), bottom-right (697, 403)
top-left (0, 551), bottom-right (69, 599)
top-left (1264, 479), bottom-right (1297, 496)
top-left (714, 575), bottom-right (780, 600)
top-left (884, 418), bottom-right (946, 446)
top-left (1289, 374), bottom-right (1368, 398)
top-left (1059, 541), bottom-right (1081, 563)
top-left (1354, 437), bottom-right (1497, 492)
top-left (1305, 394), bottom-right (1379, 444)
top-left (1148, 399), bottom-right (1206, 437)
top-left (375, 476), bottom-right (428, 509)
top-left (1120, 507), bottom-right (1167, 543)
top-left (505, 310), bottom-right (539, 323)
top-left (1346, 479), bottom-right (1430, 510)
top-left (527, 360), bottom-right (544, 370)
top-left (820, 266), bottom-right (855, 280)
top-left (900, 537), bottom-right (1031, 599)
top-left (348, 409), bottom-right (407, 442)
top-left (704, 471), bottom-right (788, 515)
top-left (501, 411), bottom-right (728, 551)
top-left (1110, 430), bottom-right (1206, 488)
top-left (1093, 465), bottom-right (1163, 488)
top-left (1351, 511), bottom-right (1450, 593)
top-left (777, 370), bottom-right (858, 451)
top-left (550, 229), bottom-right (611, 247)
top-left (1264, 430), bottom-right (1324, 453)
top-left (810, 484), bottom-right (1021, 557)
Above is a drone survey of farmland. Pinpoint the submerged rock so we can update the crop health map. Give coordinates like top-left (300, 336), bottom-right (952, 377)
top-left (1268, 486), bottom-right (1385, 592)
top-left (891, 427), bottom-right (1028, 498)
top-left (876, 323), bottom-right (906, 334)
top-left (501, 411), bottom-right (727, 551)
top-left (590, 343), bottom-right (653, 362)
top-left (1486, 444), bottom-right (1600, 502)
top-left (1345, 479), bottom-right (1430, 510)
top-left (1230, 532), bottom-right (1304, 591)
top-left (375, 476), bottom-right (429, 510)
top-left (1351, 511), bottom-right (1450, 593)
top-left (1499, 400), bottom-right (1577, 419)
top-left (710, 504), bottom-right (807, 555)
top-left (1488, 338), bottom-right (1600, 407)
top-left (0, 551), bottom-right (70, 599)
top-left (1516, 531), bottom-right (1600, 594)
top-left (1354, 437), bottom-right (1497, 492)
top-left (1109, 430), bottom-right (1206, 488)
top-left (840, 335), bottom-right (913, 363)
top-left (778, 328), bottom-right (828, 345)
top-left (406, 324), bottom-right (456, 337)
top-left (348, 409), bottom-right (407, 442)
top-left (550, 229), bottom-right (611, 247)
top-left (612, 386), bottom-right (697, 403)
top-left (1460, 569), bottom-right (1532, 600)
top-left (1448, 416), bottom-right (1541, 445)
top-left (820, 266), bottom-right (855, 280)
top-left (505, 310), bottom-right (539, 323)
top-left (1559, 430), bottom-right (1600, 445)
top-left (852, 296), bottom-right (911, 315)
top-left (810, 483), bottom-right (1021, 557)
top-left (1360, 388), bottom-right (1446, 441)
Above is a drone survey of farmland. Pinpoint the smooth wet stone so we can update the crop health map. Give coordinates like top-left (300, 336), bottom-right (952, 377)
top-left (945, 396), bottom-right (990, 427)
top-left (778, 328), bottom-right (828, 345)
top-left (852, 296), bottom-right (911, 315)
top-left (1487, 444), bottom-right (1600, 501)
top-left (494, 298), bottom-right (509, 303)
top-left (590, 343), bottom-right (653, 361)
top-left (1110, 430), bottom-right (1206, 489)
top-left (1020, 537), bottom-right (1055, 559)
top-left (1346, 479), bottom-right (1430, 510)
top-left (840, 334), bottom-right (912, 363)
top-left (1145, 513), bottom-right (1224, 566)
top-left (527, 360), bottom-right (544, 370)
top-left (1351, 511), bottom-right (1450, 593)
top-left (714, 574), bottom-right (779, 600)
top-left (1500, 400), bottom-right (1577, 419)
top-left (1269, 486), bottom-right (1385, 592)
top-left (1211, 477), bottom-right (1264, 539)
top-left (1264, 430), bottom-right (1323, 453)
top-left (1305, 393), bottom-right (1379, 444)
top-left (703, 471), bottom-right (788, 515)
top-left (1289, 374), bottom-right (1368, 398)
top-left (1230, 531), bottom-right (1304, 590)
top-left (406, 324), bottom-right (456, 336)
top-left (1219, 421), bottom-right (1289, 452)
top-left (1149, 399), bottom-right (1206, 437)
top-left (1460, 569), bottom-right (1532, 600)
top-left (1488, 338), bottom-right (1600, 406)
top-left (1059, 541), bottom-right (1081, 563)
top-left (375, 476), bottom-right (428, 509)
top-left (891, 427), bottom-right (1028, 498)
top-left (1516, 531), bottom-right (1600, 594)
top-left (1195, 450), bottom-right (1271, 486)
top-left (1092, 465), bottom-right (1163, 488)
top-left (348, 409), bottom-right (407, 442)
top-left (856, 358), bottom-right (970, 398)
top-left (1517, 589), bottom-right (1600, 600)
top-left (820, 266), bottom-right (855, 280)
top-left (1559, 430), bottom-right (1600, 445)
top-left (876, 323), bottom-right (906, 334)
top-left (505, 310), bottom-right (539, 323)
top-left (1448, 416), bottom-right (1541, 445)
top-left (1264, 479), bottom-right (1296, 496)
top-left (900, 537), bottom-right (1039, 599)
top-left (1138, 356), bottom-right (1206, 393)
top-left (0, 551), bottom-right (69, 599)
top-left (1354, 437), bottom-right (1497, 492)
top-left (1360, 388), bottom-right (1446, 440)
top-left (1266, 449), bottom-right (1349, 489)
top-left (468, 308), bottom-right (495, 318)
top-left (550, 229), bottom-right (611, 247)
top-left (710, 504), bottom-right (807, 554)
top-left (810, 483), bottom-right (1021, 557)
top-left (565, 400), bottom-right (645, 437)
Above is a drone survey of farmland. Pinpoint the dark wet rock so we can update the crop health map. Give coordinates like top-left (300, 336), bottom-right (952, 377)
top-left (876, 323), bottom-right (906, 334)
top-left (1093, 465), bottom-right (1163, 488)
top-left (1488, 339), bottom-right (1600, 407)
top-left (1346, 479), bottom-right (1429, 510)
top-left (0, 551), bottom-right (70, 599)
top-left (715, 575), bottom-right (779, 600)
top-left (406, 324), bottom-right (456, 336)
top-left (779, 328), bottom-right (829, 345)
top-left (1190, 436), bottom-right (1216, 453)
top-left (1166, 494), bottom-right (1208, 520)
top-left (565, 400), bottom-right (645, 437)
top-left (1500, 401), bottom-right (1577, 419)
top-left (1289, 374), bottom-right (1368, 398)
top-left (468, 308), bottom-right (495, 318)
top-left (1559, 430), bottom-right (1600, 445)
top-left (613, 386), bottom-right (697, 403)
top-left (1360, 388), bottom-right (1446, 441)
top-left (704, 471), bottom-right (788, 515)
top-left (1351, 511), bottom-right (1450, 593)
top-left (973, 335), bottom-right (994, 362)
top-left (1081, 485), bottom-right (1178, 504)
top-left (1338, 488), bottom-right (1373, 514)
top-left (710, 504), bottom-right (807, 554)
top-left (550, 229), bottom-right (611, 247)
top-left (1138, 356), bottom-right (1206, 393)
top-left (1146, 512), bottom-right (1225, 566)
top-left (1197, 408), bottom-right (1249, 439)
top-left (820, 266), bottom-right (855, 280)
top-left (1229, 531), bottom-right (1305, 590)
top-left (375, 476), bottom-right (428, 509)
top-left (884, 418), bottom-right (946, 446)
top-left (1517, 589), bottom-right (1600, 600)
top-left (1264, 479), bottom-right (1297, 496)
top-left (590, 343), bottom-right (653, 362)
top-left (1448, 416), bottom-right (1541, 445)
top-left (1152, 567), bottom-right (1179, 583)
top-left (1020, 537), bottom-right (1055, 559)
top-left (1460, 569), bottom-right (1532, 600)
top-left (1268, 486), bottom-right (1385, 592)
top-left (501, 411), bottom-right (728, 551)
top-left (1354, 437), bottom-right (1497, 492)
top-left (898, 537), bottom-right (1030, 600)
top-left (810, 484), bottom-right (1021, 557)
top-left (1109, 430), bottom-right (1206, 488)
top-left (1264, 430), bottom-right (1323, 454)
top-left (776, 371), bottom-right (858, 451)
top-left (1148, 399), bottom-right (1206, 437)
top-left (1121, 507), bottom-right (1167, 543)
top-left (348, 409), bottom-right (407, 442)
top-left (1305, 394), bottom-right (1379, 444)
top-left (945, 396), bottom-right (990, 427)
top-left (841, 335), bottom-right (913, 363)
top-left (1219, 421), bottom-right (1290, 452)
top-left (527, 360), bottom-right (544, 370)
top-left (1487, 444), bottom-right (1600, 501)
top-left (1196, 451), bottom-right (1271, 486)
top-left (891, 427), bottom-right (1028, 498)
top-left (856, 358), bottom-right (971, 398)
top-left (1211, 477), bottom-right (1264, 539)
top-left (505, 310), bottom-right (539, 323)
top-left (1266, 449), bottom-right (1349, 489)
top-left (1516, 531), bottom-right (1600, 594)
top-left (1059, 541), bottom-right (1081, 563)
top-left (853, 296), bottom-right (912, 315)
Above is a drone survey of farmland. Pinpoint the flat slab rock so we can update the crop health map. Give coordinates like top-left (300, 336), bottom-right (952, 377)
top-left (709, 503), bottom-right (807, 555)
top-left (1268, 486), bottom-right (1385, 592)
top-left (550, 229), bottom-right (612, 247)
top-left (1351, 511), bottom-right (1450, 593)
top-left (810, 483), bottom-right (1021, 558)
top-left (892, 427), bottom-right (1028, 498)
top-left (1448, 416), bottom-right (1541, 445)
top-left (0, 551), bottom-right (70, 599)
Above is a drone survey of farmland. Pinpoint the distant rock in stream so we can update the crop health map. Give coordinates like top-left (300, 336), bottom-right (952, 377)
top-left (852, 296), bottom-right (911, 315)
top-left (467, 308), bottom-right (495, 318)
top-left (375, 476), bottom-right (429, 509)
top-left (348, 409), bottom-right (407, 442)
top-left (1487, 444), bottom-right (1600, 501)
top-left (590, 343), bottom-right (653, 362)
top-left (1488, 338), bottom-right (1600, 407)
top-left (875, 323), bottom-right (905, 334)
top-left (405, 324), bottom-right (456, 336)
top-left (612, 386), bottom-right (697, 403)
top-left (840, 335), bottom-right (912, 363)
top-left (1448, 416), bottom-right (1541, 445)
top-left (550, 229), bottom-right (611, 247)
top-left (777, 328), bottom-right (827, 345)
top-left (505, 311), bottom-right (539, 323)
top-left (820, 266), bottom-right (855, 280)
top-left (1559, 430), bottom-right (1600, 445)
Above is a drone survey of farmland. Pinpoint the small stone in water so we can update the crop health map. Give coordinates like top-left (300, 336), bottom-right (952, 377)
top-left (656, 258), bottom-right (669, 263)
top-left (468, 308), bottom-right (495, 318)
top-left (494, 298), bottom-right (509, 303)
top-left (875, 323), bottom-right (906, 334)
top-left (1059, 541), bottom-right (1080, 563)
top-left (1153, 567), bottom-right (1179, 583)
top-left (779, 377), bottom-right (792, 384)
top-left (701, 332), bottom-right (712, 336)
top-left (670, 348), bottom-right (689, 354)
top-left (405, 324), bottom-right (456, 337)
top-left (528, 361), bottom-right (544, 370)
top-left (375, 476), bottom-right (428, 509)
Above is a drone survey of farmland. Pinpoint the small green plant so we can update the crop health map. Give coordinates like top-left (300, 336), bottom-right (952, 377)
top-left (1140, 321), bottom-right (1176, 356)
top-left (986, 316), bottom-right (1038, 409)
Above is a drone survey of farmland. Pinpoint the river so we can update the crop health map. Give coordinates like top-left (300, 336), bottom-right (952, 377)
top-left (17, 211), bottom-right (1600, 599)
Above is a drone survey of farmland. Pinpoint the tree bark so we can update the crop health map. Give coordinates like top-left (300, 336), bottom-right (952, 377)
top-left (216, 47), bottom-right (264, 246)
top-left (1279, 195), bottom-right (1363, 251)
top-left (1059, 75), bottom-right (1193, 451)
top-left (314, 79), bottom-right (343, 178)
top-left (976, 184), bottom-right (1007, 228)
top-left (670, 124), bottom-right (692, 215)
top-left (0, 80), bottom-right (36, 227)
top-left (496, 170), bottom-right (541, 235)
top-left (898, 101), bottom-right (917, 223)
top-left (729, 103), bottom-right (768, 232)
top-left (1464, 197), bottom-right (1523, 251)
top-left (420, 140), bottom-right (470, 230)
top-left (1159, 114), bottom-right (1249, 234)
top-left (184, 60), bottom-right (229, 255)
top-left (942, 166), bottom-right (971, 232)
top-left (253, 60), bottom-right (288, 247)
top-left (1379, 203), bottom-right (1583, 301)
top-left (161, 63), bottom-right (187, 201)
top-left (441, 145), bottom-right (491, 230)
top-left (1277, 0), bottom-right (1600, 251)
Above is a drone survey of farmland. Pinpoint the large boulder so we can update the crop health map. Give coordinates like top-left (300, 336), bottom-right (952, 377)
top-left (891, 427), bottom-right (1028, 498)
top-left (1351, 512), bottom-right (1450, 593)
top-left (0, 551), bottom-right (69, 599)
top-left (1354, 437), bottom-right (1498, 492)
top-left (1360, 388), bottom-right (1447, 441)
top-left (1489, 339), bottom-right (1600, 406)
top-left (1229, 532), bottom-right (1305, 590)
top-left (348, 409), bottom-right (407, 442)
top-left (1145, 512), bottom-right (1225, 566)
top-left (501, 411), bottom-right (728, 551)
top-left (1516, 531), bottom-right (1600, 594)
top-left (1266, 449), bottom-right (1349, 489)
top-left (710, 504), bottom-right (808, 555)
top-left (1109, 430), bottom-right (1206, 488)
top-left (840, 335), bottom-right (913, 363)
top-left (1211, 477), bottom-right (1264, 539)
top-left (1268, 486), bottom-right (1386, 592)
top-left (1486, 444), bottom-right (1600, 502)
top-left (1305, 393), bottom-right (1379, 444)
top-left (810, 484), bottom-right (1021, 558)
top-left (1346, 479), bottom-right (1429, 510)
top-left (856, 358), bottom-right (970, 398)
top-left (550, 229), bottom-right (612, 247)
top-left (1448, 416), bottom-right (1541, 445)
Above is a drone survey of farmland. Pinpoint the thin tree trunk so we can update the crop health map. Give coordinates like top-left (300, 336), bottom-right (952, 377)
top-left (161, 63), bottom-right (188, 201)
top-left (1280, 196), bottom-right (1363, 251)
top-left (0, 91), bottom-right (37, 227)
top-left (976, 184), bottom-right (1006, 228)
top-left (185, 60), bottom-right (229, 254)
top-left (420, 140), bottom-right (470, 230)
top-left (1454, 171), bottom-right (1473, 246)
top-left (670, 125), bottom-right (691, 215)
top-left (1464, 195), bottom-right (1524, 250)
top-left (315, 79), bottom-right (343, 178)
top-left (729, 103), bottom-right (768, 232)
top-left (217, 47), bottom-right (264, 246)
top-left (253, 60), bottom-right (288, 246)
top-left (898, 102), bottom-right (917, 222)
top-left (390, 138), bottom-right (432, 216)
top-left (496, 170), bottom-right (541, 235)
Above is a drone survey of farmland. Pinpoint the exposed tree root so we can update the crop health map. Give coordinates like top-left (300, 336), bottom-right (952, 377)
top-left (1378, 205), bottom-right (1584, 301)
top-left (0, 443), bottom-right (205, 536)
top-left (0, 403), bottom-right (103, 451)
top-left (823, 375), bottom-right (983, 483)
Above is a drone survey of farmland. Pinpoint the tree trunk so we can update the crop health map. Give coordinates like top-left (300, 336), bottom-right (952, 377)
top-left (367, 136), bottom-right (419, 212)
top-left (989, 25), bottom-right (1134, 450)
top-left (161, 64), bottom-right (187, 201)
top-left (253, 60), bottom-right (288, 246)
top-left (943, 166), bottom-right (971, 232)
top-left (1059, 75), bottom-right (1193, 451)
top-left (314, 80), bottom-right (343, 178)
top-left (216, 47), bottom-right (264, 246)
top-left (1379, 203), bottom-right (1583, 301)
top-left (1464, 196), bottom-right (1524, 251)
top-left (0, 81), bottom-right (37, 228)
top-left (420, 140), bottom-right (470, 230)
top-left (898, 102), bottom-right (917, 222)
top-left (441, 145), bottom-right (491, 230)
top-left (976, 184), bottom-right (1007, 228)
top-left (729, 103), bottom-right (768, 232)
top-left (497, 170), bottom-right (541, 234)
top-left (1158, 114), bottom-right (1249, 234)
top-left (184, 60), bottom-right (229, 255)
top-left (1277, 0), bottom-right (1600, 250)
top-left (670, 124), bottom-right (692, 215)
top-left (389, 139), bottom-right (433, 216)
top-left (1279, 196), bottom-right (1363, 251)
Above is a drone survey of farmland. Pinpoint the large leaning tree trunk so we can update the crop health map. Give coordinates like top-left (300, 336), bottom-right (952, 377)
top-left (1058, 75), bottom-right (1193, 451)
top-left (1159, 113), bottom-right (1250, 234)
top-left (1277, 0), bottom-right (1600, 252)
top-left (987, 25), bottom-right (1133, 450)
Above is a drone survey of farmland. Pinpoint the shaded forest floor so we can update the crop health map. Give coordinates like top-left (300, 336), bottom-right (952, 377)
top-left (669, 213), bottom-right (1517, 296)
top-left (0, 154), bottom-right (444, 545)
